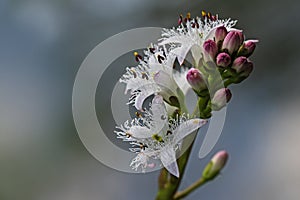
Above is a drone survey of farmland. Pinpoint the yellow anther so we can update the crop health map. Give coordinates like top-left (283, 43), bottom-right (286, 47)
top-left (133, 52), bottom-right (139, 57)
top-left (207, 12), bottom-right (211, 19)
top-left (141, 72), bottom-right (149, 80)
top-left (186, 12), bottom-right (191, 19)
top-left (135, 112), bottom-right (142, 118)
top-left (125, 132), bottom-right (132, 138)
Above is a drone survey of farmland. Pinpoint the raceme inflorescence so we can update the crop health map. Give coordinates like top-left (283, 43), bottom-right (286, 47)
top-left (115, 11), bottom-right (258, 200)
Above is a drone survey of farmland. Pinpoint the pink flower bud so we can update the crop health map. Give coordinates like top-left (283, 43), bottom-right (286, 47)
top-left (215, 26), bottom-right (228, 43)
top-left (211, 88), bottom-right (232, 111)
top-left (222, 31), bottom-right (243, 54)
top-left (238, 40), bottom-right (258, 57)
top-left (216, 52), bottom-right (231, 67)
top-left (232, 56), bottom-right (254, 77)
top-left (186, 68), bottom-right (207, 93)
top-left (202, 150), bottom-right (229, 180)
top-left (203, 39), bottom-right (218, 62)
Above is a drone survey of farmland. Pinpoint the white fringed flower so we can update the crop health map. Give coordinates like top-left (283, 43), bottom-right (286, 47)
top-left (159, 14), bottom-right (237, 66)
top-left (120, 45), bottom-right (189, 111)
top-left (115, 95), bottom-right (207, 177)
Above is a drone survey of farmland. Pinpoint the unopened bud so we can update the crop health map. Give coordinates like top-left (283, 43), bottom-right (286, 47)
top-left (216, 52), bottom-right (231, 67)
top-left (211, 88), bottom-right (232, 111)
top-left (186, 68), bottom-right (207, 93)
top-left (215, 26), bottom-right (228, 43)
top-left (237, 40), bottom-right (258, 57)
top-left (232, 56), bottom-right (254, 77)
top-left (222, 31), bottom-right (243, 54)
top-left (203, 39), bottom-right (218, 62)
top-left (202, 150), bottom-right (229, 180)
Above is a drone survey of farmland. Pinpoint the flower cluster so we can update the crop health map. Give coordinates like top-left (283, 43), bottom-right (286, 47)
top-left (116, 11), bottom-right (258, 177)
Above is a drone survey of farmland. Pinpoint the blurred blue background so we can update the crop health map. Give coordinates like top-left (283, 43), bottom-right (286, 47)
top-left (1, 0), bottom-right (300, 199)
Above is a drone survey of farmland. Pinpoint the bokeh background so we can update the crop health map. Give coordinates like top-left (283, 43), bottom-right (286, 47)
top-left (1, 0), bottom-right (300, 199)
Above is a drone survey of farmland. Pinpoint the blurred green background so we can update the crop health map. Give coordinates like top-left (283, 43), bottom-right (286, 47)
top-left (0, 0), bottom-right (300, 199)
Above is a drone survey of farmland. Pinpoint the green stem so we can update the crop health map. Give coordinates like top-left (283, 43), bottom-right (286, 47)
top-left (158, 168), bottom-right (169, 190)
top-left (155, 140), bottom-right (195, 200)
top-left (173, 177), bottom-right (208, 200)
top-left (155, 96), bottom-right (210, 200)
top-left (224, 79), bottom-right (234, 87)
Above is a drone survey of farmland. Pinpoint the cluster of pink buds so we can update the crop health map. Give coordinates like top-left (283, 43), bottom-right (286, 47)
top-left (186, 24), bottom-right (258, 114)
top-left (203, 26), bottom-right (258, 82)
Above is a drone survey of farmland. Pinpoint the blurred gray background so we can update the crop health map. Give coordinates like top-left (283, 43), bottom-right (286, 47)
top-left (1, 0), bottom-right (300, 199)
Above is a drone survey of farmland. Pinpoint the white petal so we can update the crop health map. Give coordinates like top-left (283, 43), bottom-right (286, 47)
top-left (159, 34), bottom-right (189, 46)
top-left (134, 84), bottom-right (160, 110)
top-left (171, 45), bottom-right (192, 65)
top-left (204, 26), bottom-right (218, 41)
top-left (165, 54), bottom-right (177, 68)
top-left (173, 67), bottom-right (191, 95)
top-left (173, 119), bottom-right (208, 144)
top-left (151, 95), bottom-right (168, 134)
top-left (160, 146), bottom-right (179, 178)
top-left (148, 63), bottom-right (171, 76)
top-left (164, 102), bottom-right (178, 116)
top-left (154, 70), bottom-right (178, 95)
top-left (130, 153), bottom-right (149, 171)
top-left (129, 125), bottom-right (152, 139)
top-left (191, 45), bottom-right (202, 67)
top-left (146, 50), bottom-right (175, 76)
top-left (159, 35), bottom-right (194, 65)
top-left (124, 76), bottom-right (146, 94)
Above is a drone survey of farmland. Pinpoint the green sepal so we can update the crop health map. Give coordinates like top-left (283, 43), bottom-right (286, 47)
top-left (202, 161), bottom-right (219, 181)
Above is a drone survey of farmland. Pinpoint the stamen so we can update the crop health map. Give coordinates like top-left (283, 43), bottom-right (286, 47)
top-left (187, 12), bottom-right (191, 20)
top-left (141, 72), bottom-right (149, 80)
top-left (211, 15), bottom-right (217, 21)
top-left (134, 51), bottom-right (142, 62)
top-left (135, 112), bottom-right (142, 118)
top-left (191, 21), bottom-right (199, 29)
top-left (162, 50), bottom-right (167, 58)
top-left (184, 12), bottom-right (191, 23)
top-left (130, 69), bottom-right (137, 78)
top-left (178, 14), bottom-right (183, 25)
top-left (149, 47), bottom-right (156, 54)
top-left (157, 55), bottom-right (165, 64)
top-left (166, 130), bottom-right (173, 135)
top-left (207, 12), bottom-right (211, 19)
top-left (125, 132), bottom-right (132, 138)
top-left (201, 10), bottom-right (206, 18)
top-left (139, 143), bottom-right (148, 150)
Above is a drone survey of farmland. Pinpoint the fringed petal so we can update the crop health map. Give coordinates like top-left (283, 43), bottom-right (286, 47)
top-left (160, 146), bottom-right (179, 178)
top-left (173, 118), bottom-right (208, 144)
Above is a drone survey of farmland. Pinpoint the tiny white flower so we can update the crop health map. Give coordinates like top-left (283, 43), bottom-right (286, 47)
top-left (115, 95), bottom-right (207, 177)
top-left (159, 15), bottom-right (237, 67)
top-left (120, 45), bottom-right (189, 111)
